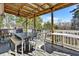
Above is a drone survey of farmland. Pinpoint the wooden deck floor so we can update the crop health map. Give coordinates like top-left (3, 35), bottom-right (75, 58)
top-left (41, 42), bottom-right (79, 56)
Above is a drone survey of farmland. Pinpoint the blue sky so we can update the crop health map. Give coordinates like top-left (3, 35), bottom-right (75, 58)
top-left (41, 4), bottom-right (77, 23)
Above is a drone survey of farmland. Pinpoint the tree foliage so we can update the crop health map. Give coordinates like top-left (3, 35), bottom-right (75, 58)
top-left (43, 21), bottom-right (51, 30)
top-left (71, 5), bottom-right (79, 30)
top-left (35, 17), bottom-right (43, 30)
top-left (16, 16), bottom-right (26, 26)
top-left (43, 21), bottom-right (58, 30)
top-left (27, 16), bottom-right (43, 30)
top-left (4, 13), bottom-right (43, 31)
top-left (0, 16), bottom-right (3, 28)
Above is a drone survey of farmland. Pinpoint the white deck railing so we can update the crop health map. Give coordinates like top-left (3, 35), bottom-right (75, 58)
top-left (55, 30), bottom-right (79, 35)
top-left (50, 30), bottom-right (79, 51)
top-left (39, 30), bottom-right (79, 51)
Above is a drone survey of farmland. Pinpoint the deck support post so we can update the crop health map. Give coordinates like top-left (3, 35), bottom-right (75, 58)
top-left (33, 15), bottom-right (37, 51)
top-left (26, 18), bottom-right (28, 32)
top-left (51, 9), bottom-right (55, 45)
top-left (34, 15), bottom-right (36, 30)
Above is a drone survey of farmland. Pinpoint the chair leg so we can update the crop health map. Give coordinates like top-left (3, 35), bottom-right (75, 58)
top-left (15, 45), bottom-right (17, 56)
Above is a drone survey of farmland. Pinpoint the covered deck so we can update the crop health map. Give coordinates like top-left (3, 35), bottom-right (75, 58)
top-left (0, 3), bottom-right (79, 56)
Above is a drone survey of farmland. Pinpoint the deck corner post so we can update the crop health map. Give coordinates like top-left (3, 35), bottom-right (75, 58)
top-left (51, 9), bottom-right (55, 45)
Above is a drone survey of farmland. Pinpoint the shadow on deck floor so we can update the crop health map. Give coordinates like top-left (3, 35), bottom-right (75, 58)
top-left (41, 42), bottom-right (79, 56)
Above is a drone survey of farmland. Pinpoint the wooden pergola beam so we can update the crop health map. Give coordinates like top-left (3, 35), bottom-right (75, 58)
top-left (34, 14), bottom-right (36, 30)
top-left (17, 4), bottom-right (25, 15)
top-left (4, 4), bottom-right (33, 17)
top-left (19, 11), bottom-right (32, 17)
top-left (33, 3), bottom-right (45, 10)
top-left (51, 9), bottom-right (54, 45)
top-left (21, 8), bottom-right (34, 14)
top-left (4, 5), bottom-right (18, 12)
top-left (4, 4), bottom-right (21, 11)
top-left (28, 3), bottom-right (75, 18)
top-left (24, 4), bottom-right (40, 11)
top-left (4, 3), bottom-right (76, 19)
top-left (4, 9), bottom-right (18, 15)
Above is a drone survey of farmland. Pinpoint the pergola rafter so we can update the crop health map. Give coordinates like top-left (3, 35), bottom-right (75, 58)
top-left (4, 3), bottom-right (76, 19)
top-left (24, 3), bottom-right (40, 11)
top-left (33, 3), bottom-right (45, 10)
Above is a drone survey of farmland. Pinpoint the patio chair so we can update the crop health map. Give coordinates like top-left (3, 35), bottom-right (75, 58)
top-left (10, 36), bottom-right (21, 55)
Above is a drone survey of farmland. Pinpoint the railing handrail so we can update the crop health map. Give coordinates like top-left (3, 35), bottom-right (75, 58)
top-left (47, 33), bottom-right (79, 39)
top-left (39, 31), bottom-right (79, 51)
top-left (38, 32), bottom-right (79, 39)
top-left (55, 30), bottom-right (79, 32)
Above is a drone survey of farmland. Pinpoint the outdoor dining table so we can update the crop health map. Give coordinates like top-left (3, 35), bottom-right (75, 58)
top-left (13, 32), bottom-right (33, 55)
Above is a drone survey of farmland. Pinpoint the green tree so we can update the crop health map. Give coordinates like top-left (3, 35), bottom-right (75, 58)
top-left (0, 16), bottom-right (3, 28)
top-left (43, 21), bottom-right (51, 30)
top-left (27, 16), bottom-right (43, 30)
top-left (43, 21), bottom-right (58, 30)
top-left (71, 5), bottom-right (79, 30)
top-left (4, 13), bottom-right (17, 29)
top-left (5, 13), bottom-right (26, 28)
top-left (35, 17), bottom-right (43, 30)
top-left (16, 16), bottom-right (26, 26)
top-left (4, 13), bottom-right (43, 31)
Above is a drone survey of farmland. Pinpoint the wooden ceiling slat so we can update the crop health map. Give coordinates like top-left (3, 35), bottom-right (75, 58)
top-left (24, 4), bottom-right (40, 11)
top-left (5, 4), bottom-right (34, 16)
top-left (5, 9), bottom-right (18, 16)
top-left (4, 3), bottom-right (75, 19)
top-left (19, 13), bottom-right (28, 17)
top-left (33, 3), bottom-right (45, 10)
top-left (28, 8), bottom-right (51, 18)
top-left (5, 9), bottom-right (18, 14)
top-left (6, 3), bottom-right (21, 6)
top-left (28, 3), bottom-right (75, 18)
top-left (22, 6), bottom-right (36, 13)
top-left (36, 3), bottom-right (50, 9)
top-left (20, 10), bottom-right (32, 17)
top-left (5, 4), bottom-right (20, 10)
top-left (21, 9), bottom-right (34, 15)
top-left (47, 3), bottom-right (54, 7)
top-left (5, 3), bottom-right (24, 16)
top-left (17, 4), bottom-right (25, 15)
top-left (5, 8), bottom-right (29, 18)
top-left (52, 3), bottom-right (73, 11)
top-left (4, 6), bottom-right (18, 11)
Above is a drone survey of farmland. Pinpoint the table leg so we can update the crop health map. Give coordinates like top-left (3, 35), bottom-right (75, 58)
top-left (22, 39), bottom-right (24, 55)
top-left (29, 42), bottom-right (30, 52)
top-left (44, 33), bottom-right (46, 52)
